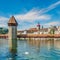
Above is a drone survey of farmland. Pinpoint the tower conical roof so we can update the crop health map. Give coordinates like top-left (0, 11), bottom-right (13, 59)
top-left (37, 22), bottom-right (40, 27)
top-left (8, 16), bottom-right (18, 26)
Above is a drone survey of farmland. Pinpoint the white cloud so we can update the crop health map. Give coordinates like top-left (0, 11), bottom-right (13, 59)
top-left (14, 1), bottom-right (60, 22)
top-left (39, 1), bottom-right (60, 14)
top-left (44, 21), bottom-right (60, 26)
top-left (0, 24), bottom-right (7, 27)
top-left (0, 16), bottom-right (8, 27)
top-left (14, 10), bottom-right (51, 22)
top-left (0, 16), bottom-right (8, 21)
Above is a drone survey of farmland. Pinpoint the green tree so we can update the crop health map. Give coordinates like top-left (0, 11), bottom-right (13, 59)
top-left (50, 29), bottom-right (55, 34)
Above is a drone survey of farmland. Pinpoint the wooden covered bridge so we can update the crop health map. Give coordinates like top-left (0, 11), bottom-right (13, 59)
top-left (17, 34), bottom-right (60, 38)
top-left (0, 34), bottom-right (60, 39)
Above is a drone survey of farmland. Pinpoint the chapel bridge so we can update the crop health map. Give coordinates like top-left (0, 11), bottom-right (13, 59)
top-left (17, 34), bottom-right (60, 38)
top-left (0, 34), bottom-right (60, 38)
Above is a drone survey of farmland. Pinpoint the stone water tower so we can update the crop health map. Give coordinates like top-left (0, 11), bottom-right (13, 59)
top-left (8, 16), bottom-right (18, 52)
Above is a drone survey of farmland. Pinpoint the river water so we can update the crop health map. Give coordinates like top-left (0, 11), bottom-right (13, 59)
top-left (0, 38), bottom-right (60, 60)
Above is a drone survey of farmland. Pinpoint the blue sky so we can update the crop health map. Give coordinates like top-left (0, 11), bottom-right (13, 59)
top-left (0, 0), bottom-right (60, 30)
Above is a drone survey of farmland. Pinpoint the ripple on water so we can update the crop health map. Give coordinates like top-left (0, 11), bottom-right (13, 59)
top-left (0, 39), bottom-right (60, 60)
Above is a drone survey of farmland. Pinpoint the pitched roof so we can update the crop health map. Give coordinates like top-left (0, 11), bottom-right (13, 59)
top-left (40, 28), bottom-right (48, 32)
top-left (29, 28), bottom-right (36, 30)
top-left (17, 31), bottom-right (24, 33)
top-left (26, 28), bottom-right (38, 33)
top-left (8, 16), bottom-right (18, 26)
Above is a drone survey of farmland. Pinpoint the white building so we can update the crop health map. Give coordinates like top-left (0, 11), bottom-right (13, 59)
top-left (17, 25), bottom-right (60, 35)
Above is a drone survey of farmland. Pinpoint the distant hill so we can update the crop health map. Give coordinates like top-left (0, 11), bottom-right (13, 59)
top-left (0, 27), bottom-right (8, 34)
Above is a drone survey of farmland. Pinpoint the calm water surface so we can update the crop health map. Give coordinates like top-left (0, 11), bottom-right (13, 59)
top-left (0, 39), bottom-right (60, 60)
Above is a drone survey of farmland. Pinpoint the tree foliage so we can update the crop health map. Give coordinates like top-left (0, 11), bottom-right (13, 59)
top-left (0, 27), bottom-right (8, 34)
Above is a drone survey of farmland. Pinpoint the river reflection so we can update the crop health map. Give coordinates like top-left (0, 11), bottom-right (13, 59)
top-left (9, 51), bottom-right (17, 60)
top-left (27, 38), bottom-right (54, 50)
top-left (0, 38), bottom-right (60, 60)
